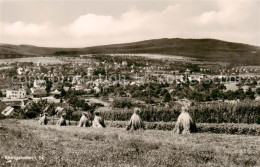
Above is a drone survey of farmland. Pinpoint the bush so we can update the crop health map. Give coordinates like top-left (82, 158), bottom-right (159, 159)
top-left (111, 99), bottom-right (133, 109)
top-left (0, 114), bottom-right (6, 120)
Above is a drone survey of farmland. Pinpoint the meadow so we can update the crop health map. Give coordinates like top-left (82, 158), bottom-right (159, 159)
top-left (0, 119), bottom-right (259, 166)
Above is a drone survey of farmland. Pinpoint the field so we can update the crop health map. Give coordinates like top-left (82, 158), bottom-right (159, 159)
top-left (0, 57), bottom-right (65, 64)
top-left (0, 119), bottom-right (259, 167)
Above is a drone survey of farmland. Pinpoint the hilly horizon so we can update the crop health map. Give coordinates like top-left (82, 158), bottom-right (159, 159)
top-left (0, 38), bottom-right (260, 66)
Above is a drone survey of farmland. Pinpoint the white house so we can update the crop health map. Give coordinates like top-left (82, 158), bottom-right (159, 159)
top-left (94, 87), bottom-right (101, 94)
top-left (72, 75), bottom-right (82, 85)
top-left (122, 61), bottom-right (128, 67)
top-left (34, 80), bottom-right (47, 89)
top-left (75, 84), bottom-right (85, 91)
top-left (6, 88), bottom-right (26, 99)
top-left (1, 106), bottom-right (15, 116)
top-left (17, 67), bottom-right (23, 75)
top-left (188, 75), bottom-right (202, 82)
top-left (87, 67), bottom-right (94, 77)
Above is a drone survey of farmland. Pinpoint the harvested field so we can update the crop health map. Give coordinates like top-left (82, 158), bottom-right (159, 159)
top-left (0, 119), bottom-right (259, 166)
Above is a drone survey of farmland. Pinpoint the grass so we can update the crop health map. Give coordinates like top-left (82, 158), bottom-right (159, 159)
top-left (38, 118), bottom-right (260, 135)
top-left (0, 119), bottom-right (260, 166)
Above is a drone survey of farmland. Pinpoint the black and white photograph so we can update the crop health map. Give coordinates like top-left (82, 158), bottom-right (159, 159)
top-left (0, 0), bottom-right (259, 166)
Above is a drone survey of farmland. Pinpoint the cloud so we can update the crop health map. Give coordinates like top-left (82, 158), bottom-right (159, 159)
top-left (0, 21), bottom-right (59, 45)
top-left (1, 0), bottom-right (259, 47)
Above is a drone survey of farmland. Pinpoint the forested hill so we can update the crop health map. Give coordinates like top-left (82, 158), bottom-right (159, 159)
top-left (1, 38), bottom-right (259, 65)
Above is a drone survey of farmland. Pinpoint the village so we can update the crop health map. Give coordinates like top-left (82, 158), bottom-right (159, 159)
top-left (1, 0), bottom-right (260, 165)
top-left (0, 54), bottom-right (259, 120)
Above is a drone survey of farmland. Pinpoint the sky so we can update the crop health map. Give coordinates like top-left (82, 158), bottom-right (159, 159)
top-left (0, 0), bottom-right (259, 47)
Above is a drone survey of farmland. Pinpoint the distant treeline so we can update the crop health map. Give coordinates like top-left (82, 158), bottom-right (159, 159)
top-left (54, 51), bottom-right (78, 56)
top-left (0, 54), bottom-right (37, 59)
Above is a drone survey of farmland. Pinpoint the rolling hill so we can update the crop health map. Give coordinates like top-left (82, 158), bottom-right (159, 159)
top-left (0, 38), bottom-right (259, 65)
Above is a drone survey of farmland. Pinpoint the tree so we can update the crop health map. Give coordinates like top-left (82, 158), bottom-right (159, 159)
top-left (60, 88), bottom-right (66, 97)
top-left (191, 91), bottom-right (203, 102)
top-left (112, 99), bottom-right (133, 108)
top-left (93, 68), bottom-right (106, 76)
top-left (218, 84), bottom-right (226, 90)
top-left (163, 93), bottom-right (171, 103)
top-left (82, 102), bottom-right (92, 111)
top-left (45, 103), bottom-right (56, 124)
top-left (54, 50), bottom-right (78, 56)
top-left (65, 107), bottom-right (74, 125)
top-left (256, 88), bottom-right (260, 96)
top-left (45, 103), bottom-right (55, 116)
top-left (68, 96), bottom-right (84, 109)
top-left (211, 89), bottom-right (219, 100)
top-left (186, 64), bottom-right (200, 72)
top-left (245, 88), bottom-right (255, 99)
top-left (45, 78), bottom-right (52, 94)
top-left (25, 99), bottom-right (48, 118)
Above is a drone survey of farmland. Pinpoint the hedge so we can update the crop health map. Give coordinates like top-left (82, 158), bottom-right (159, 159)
top-left (100, 100), bottom-right (260, 124)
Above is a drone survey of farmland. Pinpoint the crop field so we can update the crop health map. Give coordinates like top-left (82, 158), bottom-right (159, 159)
top-left (0, 119), bottom-right (259, 167)
top-left (0, 57), bottom-right (65, 64)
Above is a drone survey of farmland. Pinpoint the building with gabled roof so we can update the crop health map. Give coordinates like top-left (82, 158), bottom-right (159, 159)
top-left (1, 106), bottom-right (14, 116)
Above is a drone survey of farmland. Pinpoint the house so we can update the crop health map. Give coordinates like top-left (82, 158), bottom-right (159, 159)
top-left (224, 83), bottom-right (238, 92)
top-left (34, 80), bottom-right (47, 89)
top-left (94, 87), bottom-right (101, 94)
top-left (6, 88), bottom-right (26, 99)
top-left (185, 69), bottom-right (191, 74)
top-left (52, 83), bottom-right (63, 91)
top-left (72, 75), bottom-right (82, 85)
top-left (224, 99), bottom-right (240, 104)
top-left (17, 67), bottom-right (23, 75)
top-left (255, 95), bottom-right (260, 101)
top-left (122, 61), bottom-right (128, 67)
top-left (84, 88), bottom-right (92, 94)
top-left (25, 66), bottom-right (31, 73)
top-left (188, 75), bottom-right (202, 83)
top-left (50, 89), bottom-right (61, 98)
top-left (1, 106), bottom-right (14, 116)
top-left (75, 84), bottom-right (85, 91)
top-left (63, 86), bottom-right (70, 91)
top-left (32, 89), bottom-right (47, 97)
top-left (85, 98), bottom-right (109, 107)
top-left (37, 62), bottom-right (41, 67)
top-left (87, 67), bottom-right (94, 77)
top-left (241, 85), bottom-right (250, 92)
